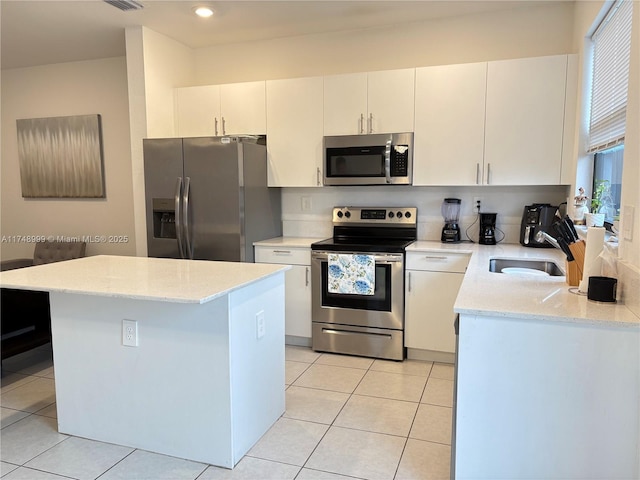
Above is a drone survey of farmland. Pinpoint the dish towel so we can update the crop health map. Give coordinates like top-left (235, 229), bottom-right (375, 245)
top-left (328, 254), bottom-right (375, 295)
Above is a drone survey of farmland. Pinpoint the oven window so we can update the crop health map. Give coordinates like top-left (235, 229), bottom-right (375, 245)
top-left (326, 147), bottom-right (385, 177)
top-left (320, 261), bottom-right (391, 311)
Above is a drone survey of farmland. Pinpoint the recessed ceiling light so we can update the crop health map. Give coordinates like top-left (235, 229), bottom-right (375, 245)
top-left (194, 6), bottom-right (214, 18)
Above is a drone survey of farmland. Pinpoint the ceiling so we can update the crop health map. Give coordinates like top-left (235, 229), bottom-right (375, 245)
top-left (2, 0), bottom-right (555, 70)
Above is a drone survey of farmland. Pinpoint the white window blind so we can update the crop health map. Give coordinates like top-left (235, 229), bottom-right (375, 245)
top-left (588, 0), bottom-right (633, 153)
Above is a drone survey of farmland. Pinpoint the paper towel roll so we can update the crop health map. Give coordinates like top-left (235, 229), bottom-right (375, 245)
top-left (578, 227), bottom-right (606, 293)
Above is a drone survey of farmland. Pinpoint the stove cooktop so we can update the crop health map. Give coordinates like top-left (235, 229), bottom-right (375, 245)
top-left (311, 237), bottom-right (415, 253)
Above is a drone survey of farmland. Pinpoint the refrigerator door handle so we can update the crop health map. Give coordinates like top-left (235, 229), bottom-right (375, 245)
top-left (174, 177), bottom-right (185, 259)
top-left (183, 176), bottom-right (193, 259)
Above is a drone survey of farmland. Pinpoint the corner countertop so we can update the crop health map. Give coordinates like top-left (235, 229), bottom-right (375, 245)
top-left (0, 255), bottom-right (289, 304)
top-left (407, 241), bottom-right (639, 327)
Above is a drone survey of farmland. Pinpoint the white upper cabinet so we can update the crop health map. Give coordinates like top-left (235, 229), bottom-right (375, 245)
top-left (413, 62), bottom-right (487, 186)
top-left (175, 85), bottom-right (220, 137)
top-left (323, 68), bottom-right (415, 135)
top-left (175, 81), bottom-right (266, 137)
top-left (266, 76), bottom-right (324, 187)
top-left (484, 55), bottom-right (568, 185)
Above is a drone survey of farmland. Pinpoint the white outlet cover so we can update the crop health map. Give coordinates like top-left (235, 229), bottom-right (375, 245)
top-left (122, 319), bottom-right (138, 347)
top-left (256, 311), bottom-right (265, 339)
top-left (622, 205), bottom-right (634, 241)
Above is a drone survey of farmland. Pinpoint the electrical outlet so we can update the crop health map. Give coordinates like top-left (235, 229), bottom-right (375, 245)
top-left (122, 319), bottom-right (138, 347)
top-left (301, 196), bottom-right (312, 211)
top-left (473, 197), bottom-right (483, 213)
top-left (256, 311), bottom-right (265, 339)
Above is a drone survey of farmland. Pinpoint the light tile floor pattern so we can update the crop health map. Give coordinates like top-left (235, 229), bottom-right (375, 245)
top-left (1, 344), bottom-right (453, 480)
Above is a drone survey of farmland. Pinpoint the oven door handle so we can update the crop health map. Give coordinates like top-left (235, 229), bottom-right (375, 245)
top-left (311, 252), bottom-right (403, 263)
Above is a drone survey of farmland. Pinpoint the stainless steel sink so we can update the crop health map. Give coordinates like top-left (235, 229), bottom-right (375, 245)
top-left (489, 258), bottom-right (565, 277)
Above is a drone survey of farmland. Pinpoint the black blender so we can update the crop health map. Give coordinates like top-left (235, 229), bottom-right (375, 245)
top-left (441, 198), bottom-right (461, 243)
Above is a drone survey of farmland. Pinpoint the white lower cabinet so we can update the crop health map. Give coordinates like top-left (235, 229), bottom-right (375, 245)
top-left (404, 252), bottom-right (469, 354)
top-left (254, 246), bottom-right (312, 341)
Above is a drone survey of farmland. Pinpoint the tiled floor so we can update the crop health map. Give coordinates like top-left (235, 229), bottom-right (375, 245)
top-left (1, 344), bottom-right (453, 480)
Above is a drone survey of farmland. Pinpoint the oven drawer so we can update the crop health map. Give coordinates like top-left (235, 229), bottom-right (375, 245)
top-left (406, 251), bottom-right (470, 273)
top-left (255, 246), bottom-right (310, 266)
top-left (312, 322), bottom-right (404, 361)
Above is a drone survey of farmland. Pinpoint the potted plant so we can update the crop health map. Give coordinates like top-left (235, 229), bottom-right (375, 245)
top-left (585, 180), bottom-right (611, 227)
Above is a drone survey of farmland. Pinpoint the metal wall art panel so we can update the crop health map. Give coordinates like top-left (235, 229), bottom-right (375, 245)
top-left (16, 114), bottom-right (105, 198)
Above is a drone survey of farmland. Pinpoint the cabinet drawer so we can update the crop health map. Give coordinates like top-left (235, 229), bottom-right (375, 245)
top-left (255, 247), bottom-right (310, 266)
top-left (406, 251), bottom-right (469, 273)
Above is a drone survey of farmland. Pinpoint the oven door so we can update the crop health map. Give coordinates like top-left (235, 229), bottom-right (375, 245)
top-left (311, 251), bottom-right (404, 330)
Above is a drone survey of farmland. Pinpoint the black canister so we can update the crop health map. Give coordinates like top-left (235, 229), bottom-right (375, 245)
top-left (587, 276), bottom-right (617, 303)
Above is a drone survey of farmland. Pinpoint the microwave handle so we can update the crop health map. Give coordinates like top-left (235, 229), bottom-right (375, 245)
top-left (384, 139), bottom-right (392, 184)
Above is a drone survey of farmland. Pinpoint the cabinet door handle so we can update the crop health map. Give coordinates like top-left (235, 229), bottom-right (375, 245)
top-left (368, 113), bottom-right (373, 133)
top-left (273, 250), bottom-right (291, 254)
top-left (424, 255), bottom-right (448, 260)
top-left (486, 163), bottom-right (491, 185)
top-left (222, 116), bottom-right (226, 135)
top-left (360, 113), bottom-right (364, 134)
top-left (317, 167), bottom-right (321, 186)
top-left (305, 267), bottom-right (309, 286)
top-left (214, 117), bottom-right (219, 136)
top-left (476, 163), bottom-right (480, 185)
top-left (407, 271), bottom-right (411, 292)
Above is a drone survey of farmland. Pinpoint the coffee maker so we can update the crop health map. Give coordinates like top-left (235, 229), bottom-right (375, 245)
top-left (520, 204), bottom-right (558, 247)
top-left (479, 213), bottom-right (497, 245)
top-left (441, 198), bottom-right (461, 243)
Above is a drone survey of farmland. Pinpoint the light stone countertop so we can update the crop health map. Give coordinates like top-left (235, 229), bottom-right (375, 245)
top-left (407, 241), bottom-right (639, 327)
top-left (0, 255), bottom-right (289, 304)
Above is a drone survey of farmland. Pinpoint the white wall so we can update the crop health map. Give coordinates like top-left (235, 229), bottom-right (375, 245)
top-left (194, 2), bottom-right (575, 84)
top-left (0, 57), bottom-right (136, 260)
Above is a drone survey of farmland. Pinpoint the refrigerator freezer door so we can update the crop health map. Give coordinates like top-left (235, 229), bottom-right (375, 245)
top-left (183, 138), bottom-right (242, 261)
top-left (144, 139), bottom-right (185, 259)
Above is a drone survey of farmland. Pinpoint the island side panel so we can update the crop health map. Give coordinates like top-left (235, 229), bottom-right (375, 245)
top-left (228, 272), bottom-right (286, 464)
top-left (49, 292), bottom-right (235, 467)
top-left (455, 314), bottom-right (640, 480)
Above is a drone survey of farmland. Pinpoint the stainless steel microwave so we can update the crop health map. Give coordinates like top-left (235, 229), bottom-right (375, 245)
top-left (323, 132), bottom-right (413, 186)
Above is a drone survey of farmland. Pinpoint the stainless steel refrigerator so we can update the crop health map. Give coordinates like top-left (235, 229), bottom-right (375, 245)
top-left (143, 136), bottom-right (281, 262)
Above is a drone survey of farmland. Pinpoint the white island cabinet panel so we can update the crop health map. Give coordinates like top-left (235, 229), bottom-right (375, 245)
top-left (413, 62), bottom-right (487, 186)
top-left (484, 54), bottom-right (567, 185)
top-left (455, 313), bottom-right (639, 479)
top-left (266, 76), bottom-right (324, 187)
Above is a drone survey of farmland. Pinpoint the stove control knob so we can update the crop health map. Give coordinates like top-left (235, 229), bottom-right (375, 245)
top-left (388, 211), bottom-right (395, 218)
top-left (337, 211), bottom-right (343, 218)
top-left (405, 211), bottom-right (412, 218)
top-left (345, 211), bottom-right (351, 218)
top-left (397, 211), bottom-right (403, 218)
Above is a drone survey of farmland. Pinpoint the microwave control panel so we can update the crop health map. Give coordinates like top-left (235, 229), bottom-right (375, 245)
top-left (390, 145), bottom-right (410, 176)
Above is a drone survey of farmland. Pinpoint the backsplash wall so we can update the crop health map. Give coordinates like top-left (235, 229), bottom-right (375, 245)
top-left (281, 185), bottom-right (570, 244)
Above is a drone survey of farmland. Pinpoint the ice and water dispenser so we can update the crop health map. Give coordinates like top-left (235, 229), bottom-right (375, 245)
top-left (152, 198), bottom-right (176, 239)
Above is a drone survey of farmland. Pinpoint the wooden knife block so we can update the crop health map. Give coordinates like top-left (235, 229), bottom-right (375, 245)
top-left (565, 240), bottom-right (586, 286)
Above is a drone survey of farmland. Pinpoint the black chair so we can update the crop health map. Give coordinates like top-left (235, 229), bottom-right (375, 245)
top-left (1, 241), bottom-right (86, 362)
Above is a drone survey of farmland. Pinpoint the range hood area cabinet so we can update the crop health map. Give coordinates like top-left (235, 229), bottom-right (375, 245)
top-left (323, 69), bottom-right (415, 136)
top-left (413, 54), bottom-right (578, 186)
top-left (174, 81), bottom-right (266, 137)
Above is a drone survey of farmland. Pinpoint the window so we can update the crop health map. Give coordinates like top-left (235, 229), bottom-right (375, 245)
top-left (588, 0), bottom-right (632, 222)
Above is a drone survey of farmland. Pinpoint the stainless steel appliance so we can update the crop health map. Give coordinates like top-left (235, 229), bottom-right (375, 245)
top-left (323, 133), bottom-right (413, 186)
top-left (441, 198), bottom-right (461, 243)
top-left (311, 206), bottom-right (417, 361)
top-left (520, 203), bottom-right (558, 248)
top-left (143, 136), bottom-right (281, 262)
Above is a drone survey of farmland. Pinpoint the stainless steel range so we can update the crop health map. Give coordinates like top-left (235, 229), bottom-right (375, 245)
top-left (311, 206), bottom-right (417, 361)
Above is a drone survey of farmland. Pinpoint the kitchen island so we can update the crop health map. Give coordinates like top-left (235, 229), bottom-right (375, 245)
top-left (408, 241), bottom-right (639, 479)
top-left (0, 255), bottom-right (289, 468)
